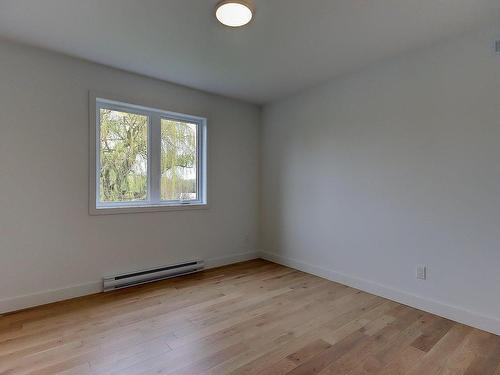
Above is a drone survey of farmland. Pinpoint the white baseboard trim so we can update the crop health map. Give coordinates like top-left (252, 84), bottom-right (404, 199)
top-left (0, 281), bottom-right (102, 314)
top-left (205, 251), bottom-right (260, 269)
top-left (259, 250), bottom-right (500, 336)
top-left (0, 251), bottom-right (260, 315)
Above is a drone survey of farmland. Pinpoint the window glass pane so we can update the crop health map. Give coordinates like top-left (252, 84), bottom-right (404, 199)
top-left (99, 108), bottom-right (148, 202)
top-left (161, 118), bottom-right (198, 201)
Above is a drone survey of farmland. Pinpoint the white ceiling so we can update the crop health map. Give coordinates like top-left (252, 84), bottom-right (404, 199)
top-left (0, 0), bottom-right (499, 104)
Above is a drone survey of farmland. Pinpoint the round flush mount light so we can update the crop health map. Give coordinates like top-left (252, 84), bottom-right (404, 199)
top-left (215, 0), bottom-right (254, 27)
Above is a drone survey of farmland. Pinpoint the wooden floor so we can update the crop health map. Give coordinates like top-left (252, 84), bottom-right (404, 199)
top-left (1, 260), bottom-right (499, 375)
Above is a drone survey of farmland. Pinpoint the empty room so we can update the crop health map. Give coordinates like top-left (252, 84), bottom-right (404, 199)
top-left (1, 0), bottom-right (500, 374)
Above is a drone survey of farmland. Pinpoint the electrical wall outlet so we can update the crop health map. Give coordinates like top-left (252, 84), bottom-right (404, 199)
top-left (416, 265), bottom-right (427, 280)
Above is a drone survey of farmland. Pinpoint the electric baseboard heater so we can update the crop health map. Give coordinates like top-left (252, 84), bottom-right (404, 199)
top-left (103, 260), bottom-right (205, 292)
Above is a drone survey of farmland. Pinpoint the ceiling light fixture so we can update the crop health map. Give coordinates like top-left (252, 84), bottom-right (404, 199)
top-left (215, 0), bottom-right (254, 27)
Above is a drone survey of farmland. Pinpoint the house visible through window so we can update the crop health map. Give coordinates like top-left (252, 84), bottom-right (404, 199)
top-left (91, 96), bottom-right (207, 214)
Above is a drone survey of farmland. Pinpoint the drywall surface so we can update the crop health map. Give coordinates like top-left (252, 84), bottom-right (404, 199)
top-left (0, 40), bottom-right (260, 312)
top-left (261, 24), bottom-right (500, 334)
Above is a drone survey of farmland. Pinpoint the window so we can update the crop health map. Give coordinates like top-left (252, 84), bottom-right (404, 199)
top-left (90, 95), bottom-right (207, 214)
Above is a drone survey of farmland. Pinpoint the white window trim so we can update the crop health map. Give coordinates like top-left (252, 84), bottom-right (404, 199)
top-left (89, 91), bottom-right (208, 215)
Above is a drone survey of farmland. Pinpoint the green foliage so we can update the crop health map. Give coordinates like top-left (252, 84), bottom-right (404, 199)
top-left (161, 119), bottom-right (197, 200)
top-left (99, 109), bottom-right (197, 203)
top-left (99, 109), bottom-right (148, 202)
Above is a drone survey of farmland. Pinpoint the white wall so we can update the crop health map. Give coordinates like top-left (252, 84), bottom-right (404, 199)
top-left (0, 40), bottom-right (260, 312)
top-left (261, 24), bottom-right (500, 334)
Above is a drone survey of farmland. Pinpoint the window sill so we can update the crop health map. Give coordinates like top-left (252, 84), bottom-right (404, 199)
top-left (89, 202), bottom-right (209, 215)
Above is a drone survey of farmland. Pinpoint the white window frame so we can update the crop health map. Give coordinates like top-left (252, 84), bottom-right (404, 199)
top-left (89, 92), bottom-right (208, 215)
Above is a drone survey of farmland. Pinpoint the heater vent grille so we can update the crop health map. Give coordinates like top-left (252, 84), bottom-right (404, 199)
top-left (103, 260), bottom-right (204, 291)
